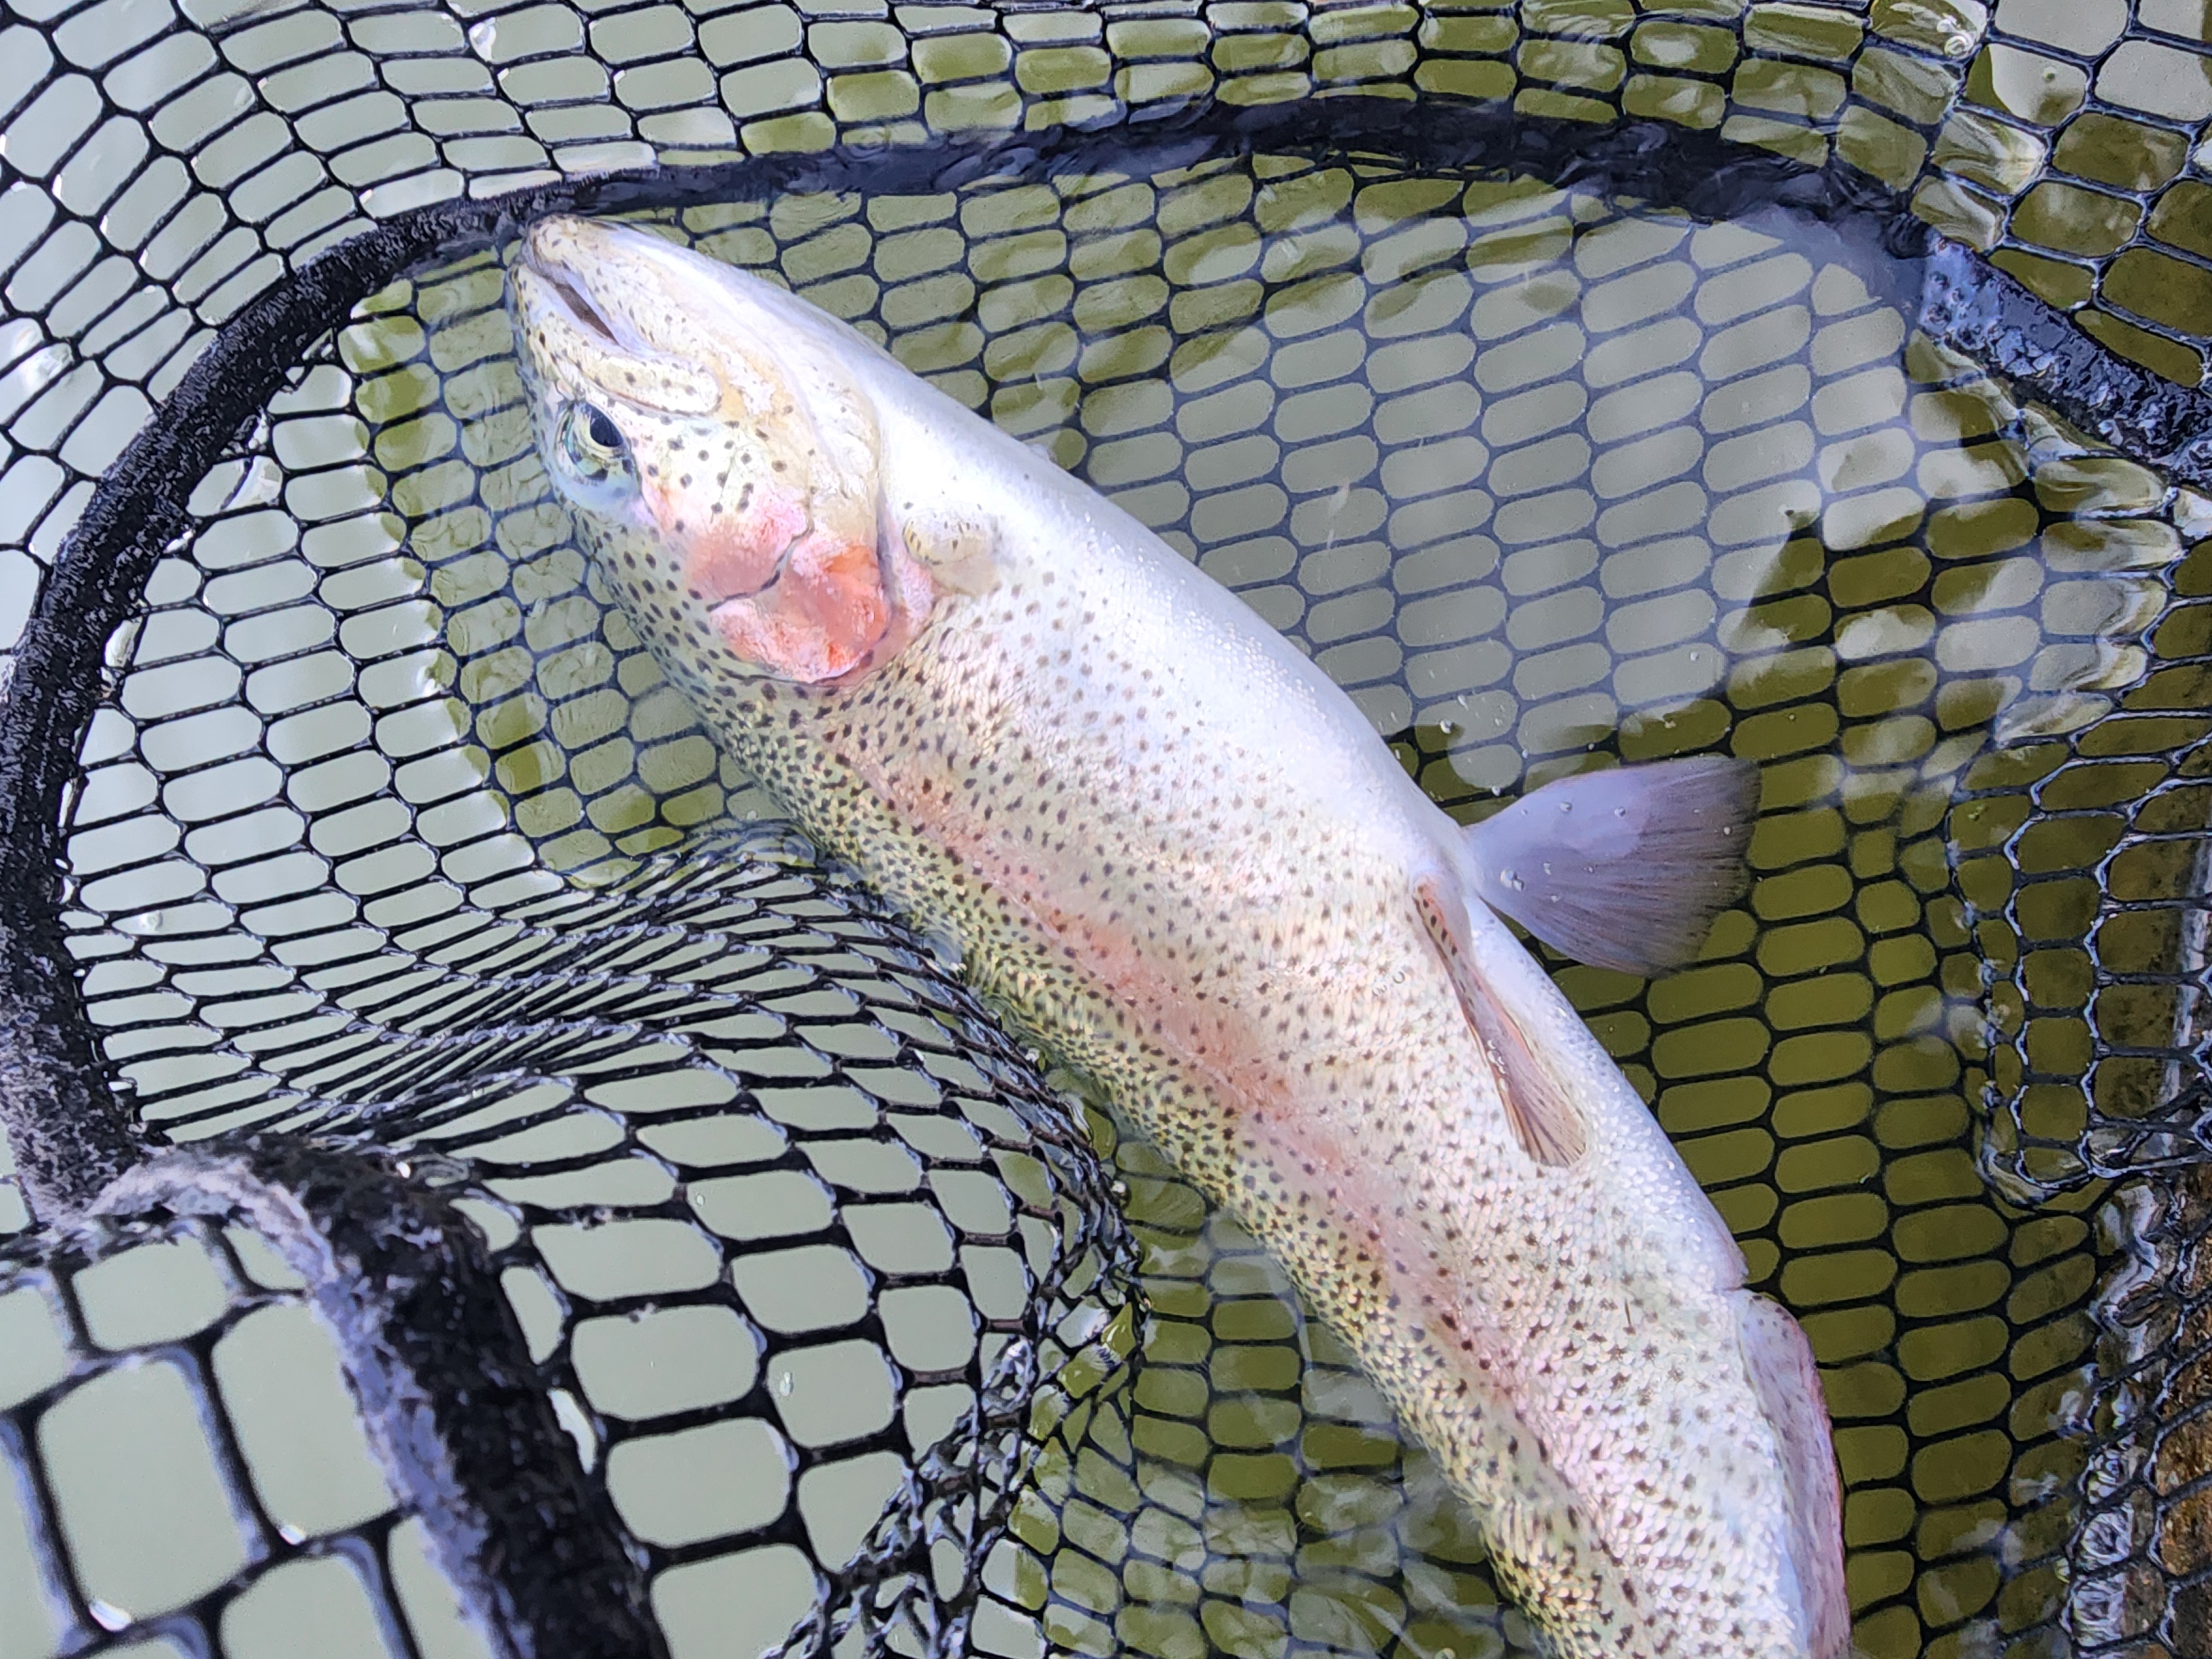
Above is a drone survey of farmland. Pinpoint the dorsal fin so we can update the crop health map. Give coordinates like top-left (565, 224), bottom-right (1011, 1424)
top-left (1413, 875), bottom-right (1587, 1168)
top-left (1462, 756), bottom-right (1759, 978)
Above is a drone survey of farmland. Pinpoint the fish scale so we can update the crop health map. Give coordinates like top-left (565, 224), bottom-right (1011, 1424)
top-left (510, 213), bottom-right (1846, 1658)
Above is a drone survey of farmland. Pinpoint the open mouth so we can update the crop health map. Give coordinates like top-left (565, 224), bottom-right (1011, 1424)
top-left (517, 242), bottom-right (624, 349)
top-left (539, 269), bottom-right (619, 346)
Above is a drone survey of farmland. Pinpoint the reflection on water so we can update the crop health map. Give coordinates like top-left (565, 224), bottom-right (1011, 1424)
top-left (43, 148), bottom-right (2210, 1659)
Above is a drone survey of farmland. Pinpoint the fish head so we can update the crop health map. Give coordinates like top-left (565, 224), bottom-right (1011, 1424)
top-left (509, 214), bottom-right (921, 685)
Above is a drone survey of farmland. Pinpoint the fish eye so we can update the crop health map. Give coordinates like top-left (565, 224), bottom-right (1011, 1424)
top-left (552, 399), bottom-right (639, 509)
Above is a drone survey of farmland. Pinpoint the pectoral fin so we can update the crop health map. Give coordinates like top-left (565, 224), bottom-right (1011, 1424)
top-left (900, 511), bottom-right (999, 596)
top-left (1414, 875), bottom-right (1587, 1168)
top-left (1462, 756), bottom-right (1759, 978)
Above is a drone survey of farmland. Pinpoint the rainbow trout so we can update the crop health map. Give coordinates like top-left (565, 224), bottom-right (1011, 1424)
top-left (508, 215), bottom-right (1849, 1658)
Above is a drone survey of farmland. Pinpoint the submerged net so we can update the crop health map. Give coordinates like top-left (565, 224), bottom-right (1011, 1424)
top-left (6, 5), bottom-right (2212, 1659)
top-left (4, 833), bottom-right (1135, 1659)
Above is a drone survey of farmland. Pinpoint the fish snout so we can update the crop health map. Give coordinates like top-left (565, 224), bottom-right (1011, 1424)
top-left (520, 213), bottom-right (590, 275)
top-left (513, 216), bottom-right (646, 348)
top-left (519, 214), bottom-right (676, 315)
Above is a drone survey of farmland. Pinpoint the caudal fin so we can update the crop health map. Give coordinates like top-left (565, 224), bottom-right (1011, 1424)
top-left (1460, 757), bottom-right (1759, 978)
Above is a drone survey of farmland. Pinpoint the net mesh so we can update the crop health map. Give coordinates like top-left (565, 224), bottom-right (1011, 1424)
top-left (6, 4), bottom-right (2212, 1659)
top-left (3, 1207), bottom-right (523, 1659)
top-left (5, 844), bottom-right (1135, 1659)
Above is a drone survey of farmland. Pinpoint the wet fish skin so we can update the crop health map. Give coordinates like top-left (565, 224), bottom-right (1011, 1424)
top-left (508, 215), bottom-right (1850, 1659)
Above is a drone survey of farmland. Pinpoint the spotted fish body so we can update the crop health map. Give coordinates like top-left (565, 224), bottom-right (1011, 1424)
top-left (509, 216), bottom-right (1850, 1658)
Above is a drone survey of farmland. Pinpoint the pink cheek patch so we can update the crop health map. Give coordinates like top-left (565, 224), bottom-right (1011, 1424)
top-left (712, 535), bottom-right (890, 684)
top-left (660, 482), bottom-right (807, 603)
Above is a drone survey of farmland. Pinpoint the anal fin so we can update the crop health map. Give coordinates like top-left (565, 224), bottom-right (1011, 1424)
top-left (1735, 1293), bottom-right (1850, 1659)
top-left (1414, 875), bottom-right (1588, 1168)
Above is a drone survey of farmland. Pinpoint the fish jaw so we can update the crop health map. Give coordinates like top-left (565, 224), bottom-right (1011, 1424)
top-left (506, 215), bottom-right (926, 685)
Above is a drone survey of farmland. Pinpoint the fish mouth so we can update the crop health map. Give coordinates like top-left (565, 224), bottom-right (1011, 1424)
top-left (533, 267), bottom-right (619, 347)
top-left (514, 218), bottom-right (651, 354)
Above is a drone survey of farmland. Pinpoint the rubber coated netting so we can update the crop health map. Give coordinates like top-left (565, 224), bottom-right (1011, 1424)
top-left (7, 6), bottom-right (2212, 1659)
